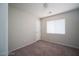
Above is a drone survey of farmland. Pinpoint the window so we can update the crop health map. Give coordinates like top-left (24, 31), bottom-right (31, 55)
top-left (47, 19), bottom-right (65, 34)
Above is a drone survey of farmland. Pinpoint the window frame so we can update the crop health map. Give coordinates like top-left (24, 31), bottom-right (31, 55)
top-left (46, 18), bottom-right (65, 34)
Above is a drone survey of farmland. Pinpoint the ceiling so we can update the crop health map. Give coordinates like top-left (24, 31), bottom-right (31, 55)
top-left (9, 3), bottom-right (79, 18)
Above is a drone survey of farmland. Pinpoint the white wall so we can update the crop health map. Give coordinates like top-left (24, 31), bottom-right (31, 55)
top-left (0, 3), bottom-right (8, 56)
top-left (8, 5), bottom-right (40, 52)
top-left (41, 9), bottom-right (79, 48)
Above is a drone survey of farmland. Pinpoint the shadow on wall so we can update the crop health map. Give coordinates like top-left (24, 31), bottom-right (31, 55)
top-left (0, 3), bottom-right (8, 56)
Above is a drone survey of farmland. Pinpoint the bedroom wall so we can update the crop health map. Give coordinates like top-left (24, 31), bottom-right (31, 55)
top-left (41, 8), bottom-right (79, 48)
top-left (8, 5), bottom-right (40, 52)
top-left (0, 3), bottom-right (8, 56)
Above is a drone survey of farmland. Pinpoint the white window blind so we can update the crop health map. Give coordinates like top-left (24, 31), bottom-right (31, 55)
top-left (47, 19), bottom-right (65, 34)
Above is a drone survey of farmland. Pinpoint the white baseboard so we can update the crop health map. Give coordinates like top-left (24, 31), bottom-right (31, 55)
top-left (43, 39), bottom-right (79, 49)
top-left (8, 39), bottom-right (39, 54)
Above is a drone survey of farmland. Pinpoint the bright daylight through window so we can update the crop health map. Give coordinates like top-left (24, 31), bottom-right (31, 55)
top-left (47, 19), bottom-right (65, 34)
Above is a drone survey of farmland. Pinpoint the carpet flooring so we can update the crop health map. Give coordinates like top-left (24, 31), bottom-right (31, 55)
top-left (9, 40), bottom-right (79, 56)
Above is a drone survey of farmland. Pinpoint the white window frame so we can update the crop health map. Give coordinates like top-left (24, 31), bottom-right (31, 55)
top-left (47, 18), bottom-right (65, 34)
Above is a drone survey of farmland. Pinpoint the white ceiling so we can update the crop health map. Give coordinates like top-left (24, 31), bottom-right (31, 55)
top-left (9, 3), bottom-right (79, 18)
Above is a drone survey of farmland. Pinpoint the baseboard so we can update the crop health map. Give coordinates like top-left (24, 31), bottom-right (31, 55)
top-left (8, 39), bottom-right (39, 55)
top-left (43, 39), bottom-right (79, 49)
